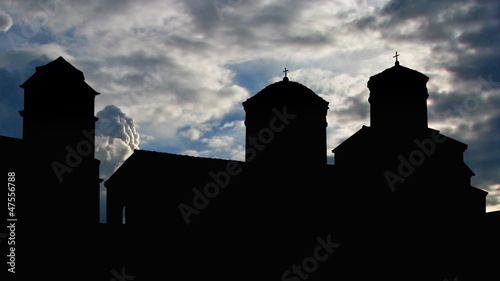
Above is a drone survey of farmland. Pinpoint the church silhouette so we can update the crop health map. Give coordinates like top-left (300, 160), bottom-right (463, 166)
top-left (1, 56), bottom-right (499, 280)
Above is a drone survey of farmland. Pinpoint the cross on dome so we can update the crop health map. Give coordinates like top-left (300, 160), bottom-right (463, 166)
top-left (393, 52), bottom-right (400, 65)
top-left (283, 68), bottom-right (289, 81)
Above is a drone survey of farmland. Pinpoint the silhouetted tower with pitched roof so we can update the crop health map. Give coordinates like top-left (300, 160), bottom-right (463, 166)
top-left (242, 73), bottom-right (329, 167)
top-left (19, 56), bottom-right (101, 225)
top-left (13, 57), bottom-right (101, 280)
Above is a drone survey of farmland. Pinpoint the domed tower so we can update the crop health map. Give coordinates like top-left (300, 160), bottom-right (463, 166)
top-left (368, 59), bottom-right (429, 133)
top-left (242, 73), bottom-right (329, 167)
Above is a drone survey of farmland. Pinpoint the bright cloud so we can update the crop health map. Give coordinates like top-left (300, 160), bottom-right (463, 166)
top-left (0, 0), bottom-right (498, 211)
top-left (95, 105), bottom-right (140, 179)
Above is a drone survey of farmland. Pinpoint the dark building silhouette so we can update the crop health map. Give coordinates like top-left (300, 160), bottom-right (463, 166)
top-left (331, 61), bottom-right (489, 280)
top-left (19, 57), bottom-right (101, 225)
top-left (368, 60), bottom-right (429, 130)
top-left (243, 77), bottom-right (329, 166)
top-left (1, 57), bottom-right (100, 280)
top-left (1, 56), bottom-right (499, 280)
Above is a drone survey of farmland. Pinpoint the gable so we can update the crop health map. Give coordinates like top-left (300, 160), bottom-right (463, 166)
top-left (332, 125), bottom-right (371, 154)
top-left (105, 150), bottom-right (243, 191)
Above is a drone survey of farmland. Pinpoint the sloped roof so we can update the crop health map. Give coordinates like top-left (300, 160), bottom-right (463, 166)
top-left (368, 62), bottom-right (429, 90)
top-left (20, 56), bottom-right (99, 96)
top-left (243, 78), bottom-right (328, 109)
top-left (105, 149), bottom-right (242, 187)
top-left (0, 135), bottom-right (23, 147)
top-left (332, 125), bottom-right (372, 153)
top-left (332, 126), bottom-right (468, 153)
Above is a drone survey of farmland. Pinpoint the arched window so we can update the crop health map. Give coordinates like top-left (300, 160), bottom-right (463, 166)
top-left (122, 206), bottom-right (126, 224)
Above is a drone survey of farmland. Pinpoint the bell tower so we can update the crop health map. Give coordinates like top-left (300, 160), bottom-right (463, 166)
top-left (19, 56), bottom-right (101, 225)
top-left (243, 72), bottom-right (329, 167)
top-left (368, 55), bottom-right (429, 133)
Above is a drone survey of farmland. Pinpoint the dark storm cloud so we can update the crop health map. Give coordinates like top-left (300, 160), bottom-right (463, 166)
top-left (429, 91), bottom-right (482, 121)
top-left (167, 35), bottom-right (211, 53)
top-left (355, 15), bottom-right (377, 30)
top-left (248, 1), bottom-right (302, 27)
top-left (2, 0), bottom-right (497, 209)
top-left (431, 76), bottom-right (498, 203)
top-left (375, 0), bottom-right (500, 81)
top-left (99, 51), bottom-right (178, 91)
top-left (178, 0), bottom-right (225, 33)
top-left (347, 0), bottom-right (500, 206)
top-left (379, 1), bottom-right (498, 43)
top-left (104, 51), bottom-right (168, 68)
top-left (458, 24), bottom-right (500, 48)
top-left (466, 113), bottom-right (500, 189)
top-left (181, 0), bottom-right (297, 31)
top-left (180, 0), bottom-right (332, 49)
top-left (243, 1), bottom-right (334, 48)
top-left (381, 0), bottom-right (468, 19)
top-left (447, 52), bottom-right (500, 81)
top-left (428, 75), bottom-right (500, 126)
top-left (356, 0), bottom-right (498, 52)
top-left (334, 95), bottom-right (369, 120)
top-left (428, 86), bottom-right (500, 200)
top-left (5, 0), bottom-right (136, 16)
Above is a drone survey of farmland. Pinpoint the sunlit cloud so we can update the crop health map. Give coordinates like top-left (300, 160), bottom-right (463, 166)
top-left (0, 0), bottom-right (498, 211)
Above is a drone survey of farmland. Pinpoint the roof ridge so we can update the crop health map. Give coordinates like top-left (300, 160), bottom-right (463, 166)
top-left (133, 149), bottom-right (243, 162)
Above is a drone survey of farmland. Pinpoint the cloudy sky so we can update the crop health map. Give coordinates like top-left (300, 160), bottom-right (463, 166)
top-left (0, 0), bottom-right (498, 217)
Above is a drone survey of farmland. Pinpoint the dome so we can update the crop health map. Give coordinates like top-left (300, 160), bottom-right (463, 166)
top-left (367, 63), bottom-right (430, 130)
top-left (368, 63), bottom-right (429, 103)
top-left (368, 63), bottom-right (429, 91)
top-left (243, 78), bottom-right (328, 110)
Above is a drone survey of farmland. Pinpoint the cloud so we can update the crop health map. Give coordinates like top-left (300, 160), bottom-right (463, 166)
top-left (95, 105), bottom-right (140, 179)
top-left (0, 10), bottom-right (13, 31)
top-left (278, 68), bottom-right (370, 151)
top-left (485, 184), bottom-right (500, 212)
top-left (201, 135), bottom-right (235, 149)
top-left (1, 0), bottom-right (498, 211)
top-left (93, 104), bottom-right (140, 222)
top-left (181, 126), bottom-right (202, 141)
top-left (347, 0), bottom-right (500, 207)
